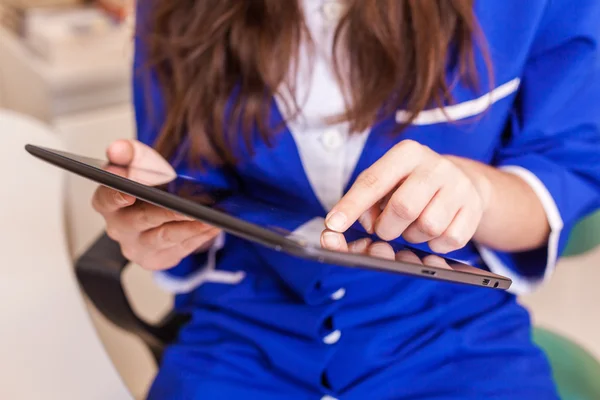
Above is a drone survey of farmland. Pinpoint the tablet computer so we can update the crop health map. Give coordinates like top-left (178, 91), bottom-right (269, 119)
top-left (25, 144), bottom-right (512, 290)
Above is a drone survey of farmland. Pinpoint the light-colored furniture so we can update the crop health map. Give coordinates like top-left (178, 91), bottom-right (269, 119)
top-left (0, 26), bottom-right (167, 398)
top-left (0, 25), bottom-right (131, 126)
top-left (0, 25), bottom-right (136, 255)
top-left (0, 110), bottom-right (132, 400)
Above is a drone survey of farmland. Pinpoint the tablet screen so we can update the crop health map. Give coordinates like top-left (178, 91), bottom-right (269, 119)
top-left (26, 145), bottom-right (511, 289)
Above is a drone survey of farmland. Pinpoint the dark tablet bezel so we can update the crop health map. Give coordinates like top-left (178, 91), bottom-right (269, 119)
top-left (25, 144), bottom-right (512, 290)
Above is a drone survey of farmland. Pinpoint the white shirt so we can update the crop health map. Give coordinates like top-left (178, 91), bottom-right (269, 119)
top-left (276, 0), bottom-right (368, 212)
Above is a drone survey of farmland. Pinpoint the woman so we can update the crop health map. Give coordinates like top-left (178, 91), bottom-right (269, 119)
top-left (93, 0), bottom-right (600, 398)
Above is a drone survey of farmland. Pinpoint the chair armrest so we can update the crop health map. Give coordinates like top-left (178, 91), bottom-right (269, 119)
top-left (75, 233), bottom-right (188, 362)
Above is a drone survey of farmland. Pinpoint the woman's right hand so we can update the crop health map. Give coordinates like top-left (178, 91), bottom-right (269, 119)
top-left (92, 139), bottom-right (221, 271)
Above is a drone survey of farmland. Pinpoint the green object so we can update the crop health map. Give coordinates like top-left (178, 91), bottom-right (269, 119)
top-left (564, 210), bottom-right (600, 257)
top-left (533, 327), bottom-right (600, 400)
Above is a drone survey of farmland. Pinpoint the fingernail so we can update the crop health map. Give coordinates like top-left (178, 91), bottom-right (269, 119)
top-left (322, 232), bottom-right (341, 250)
top-left (326, 211), bottom-right (347, 232)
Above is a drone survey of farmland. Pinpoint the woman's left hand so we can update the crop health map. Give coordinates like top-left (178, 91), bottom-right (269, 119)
top-left (323, 140), bottom-right (492, 254)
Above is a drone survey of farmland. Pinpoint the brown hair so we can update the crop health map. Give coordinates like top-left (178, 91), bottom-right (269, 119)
top-left (143, 0), bottom-right (488, 165)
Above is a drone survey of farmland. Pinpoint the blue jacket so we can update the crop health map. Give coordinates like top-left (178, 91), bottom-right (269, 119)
top-left (135, 1), bottom-right (600, 399)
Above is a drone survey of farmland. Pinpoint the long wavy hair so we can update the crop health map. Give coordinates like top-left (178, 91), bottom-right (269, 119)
top-left (141, 0), bottom-right (489, 165)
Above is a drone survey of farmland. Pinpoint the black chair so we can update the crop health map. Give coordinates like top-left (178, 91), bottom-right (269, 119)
top-left (75, 233), bottom-right (190, 364)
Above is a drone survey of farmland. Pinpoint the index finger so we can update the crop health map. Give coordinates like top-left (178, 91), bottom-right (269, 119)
top-left (325, 142), bottom-right (422, 232)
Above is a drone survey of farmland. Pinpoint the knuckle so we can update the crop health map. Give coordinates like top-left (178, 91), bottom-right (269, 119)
top-left (156, 225), bottom-right (175, 244)
top-left (455, 175), bottom-right (472, 191)
top-left (428, 241), bottom-right (448, 254)
top-left (389, 197), bottom-right (419, 221)
top-left (357, 171), bottom-right (380, 189)
top-left (433, 157), bottom-right (454, 174)
top-left (401, 227), bottom-right (423, 244)
top-left (392, 140), bottom-right (427, 165)
top-left (417, 216), bottom-right (444, 237)
top-left (395, 139), bottom-right (420, 152)
top-left (415, 166), bottom-right (435, 185)
top-left (442, 229), bottom-right (469, 249)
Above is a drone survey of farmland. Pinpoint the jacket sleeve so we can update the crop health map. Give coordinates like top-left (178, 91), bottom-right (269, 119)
top-left (132, 6), bottom-right (242, 300)
top-left (476, 0), bottom-right (600, 294)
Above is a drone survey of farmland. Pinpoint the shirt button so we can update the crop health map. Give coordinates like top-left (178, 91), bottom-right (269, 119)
top-left (321, 129), bottom-right (344, 151)
top-left (330, 288), bottom-right (346, 301)
top-left (323, 329), bottom-right (342, 345)
top-left (321, 1), bottom-right (346, 22)
top-left (321, 396), bottom-right (338, 400)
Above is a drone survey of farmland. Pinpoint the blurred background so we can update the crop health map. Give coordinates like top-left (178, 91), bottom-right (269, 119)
top-left (1, 0), bottom-right (599, 399)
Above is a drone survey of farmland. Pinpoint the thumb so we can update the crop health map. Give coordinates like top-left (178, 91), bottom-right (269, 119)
top-left (106, 139), bottom-right (135, 166)
top-left (107, 139), bottom-right (176, 185)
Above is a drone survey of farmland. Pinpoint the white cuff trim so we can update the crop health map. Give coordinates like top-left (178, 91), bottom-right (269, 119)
top-left (153, 233), bottom-right (246, 294)
top-left (476, 166), bottom-right (564, 295)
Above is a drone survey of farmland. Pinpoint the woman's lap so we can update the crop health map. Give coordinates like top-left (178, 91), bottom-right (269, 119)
top-left (147, 337), bottom-right (559, 400)
top-left (147, 280), bottom-right (558, 399)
